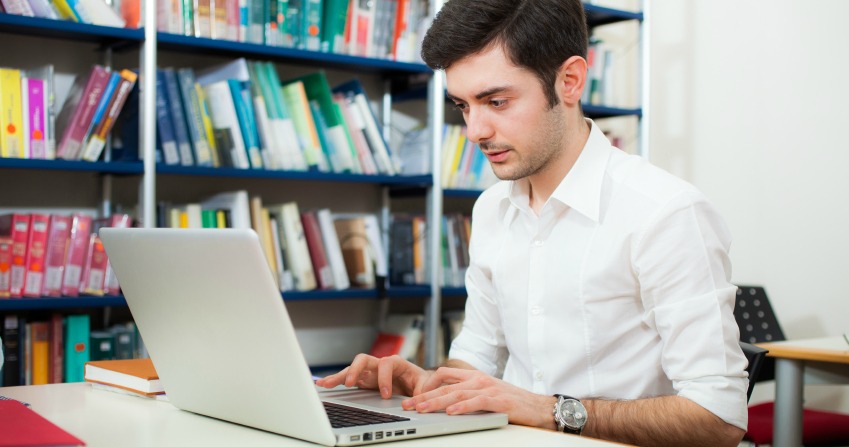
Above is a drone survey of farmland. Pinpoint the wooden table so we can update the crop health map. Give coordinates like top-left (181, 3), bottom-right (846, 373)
top-left (757, 336), bottom-right (849, 447)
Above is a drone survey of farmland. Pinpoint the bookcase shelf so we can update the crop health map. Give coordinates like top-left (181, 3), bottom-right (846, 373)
top-left (156, 33), bottom-right (432, 76)
top-left (0, 13), bottom-right (144, 44)
top-left (583, 104), bottom-right (642, 119)
top-left (584, 4), bottom-right (643, 28)
top-left (155, 164), bottom-right (433, 187)
top-left (0, 296), bottom-right (127, 311)
top-left (0, 158), bottom-right (143, 174)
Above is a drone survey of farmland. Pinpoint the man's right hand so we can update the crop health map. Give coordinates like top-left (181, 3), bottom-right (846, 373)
top-left (315, 354), bottom-right (433, 399)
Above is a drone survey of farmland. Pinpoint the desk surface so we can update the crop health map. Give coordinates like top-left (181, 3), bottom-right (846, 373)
top-left (0, 383), bottom-right (627, 447)
top-left (758, 336), bottom-right (849, 364)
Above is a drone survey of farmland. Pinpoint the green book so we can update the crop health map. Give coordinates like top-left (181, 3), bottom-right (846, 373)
top-left (291, 71), bottom-right (356, 173)
top-left (89, 331), bottom-right (114, 361)
top-left (320, 0), bottom-right (348, 53)
top-left (64, 314), bottom-right (90, 382)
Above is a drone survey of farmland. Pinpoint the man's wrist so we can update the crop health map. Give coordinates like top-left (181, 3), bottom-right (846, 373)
top-left (541, 395), bottom-right (559, 430)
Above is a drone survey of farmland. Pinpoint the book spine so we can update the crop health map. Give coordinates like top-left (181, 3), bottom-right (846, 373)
top-left (60, 214), bottom-right (92, 297)
top-left (4, 214), bottom-right (31, 298)
top-left (0, 68), bottom-right (25, 158)
top-left (30, 321), bottom-right (50, 385)
top-left (79, 234), bottom-right (107, 296)
top-left (102, 214), bottom-right (132, 295)
top-left (63, 314), bottom-right (90, 383)
top-left (22, 213), bottom-right (49, 297)
top-left (0, 237), bottom-right (12, 298)
top-left (301, 211), bottom-right (333, 289)
top-left (2, 316), bottom-right (21, 385)
top-left (176, 68), bottom-right (213, 166)
top-left (25, 78), bottom-right (48, 159)
top-left (155, 69), bottom-right (181, 165)
top-left (81, 69), bottom-right (138, 162)
top-left (49, 313), bottom-right (64, 383)
top-left (42, 214), bottom-right (72, 297)
top-left (163, 68), bottom-right (195, 166)
top-left (57, 66), bottom-right (110, 160)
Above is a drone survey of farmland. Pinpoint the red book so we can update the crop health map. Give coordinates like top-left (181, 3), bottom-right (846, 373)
top-left (0, 237), bottom-right (12, 298)
top-left (23, 213), bottom-right (50, 297)
top-left (49, 313), bottom-right (64, 384)
top-left (300, 211), bottom-right (334, 290)
top-left (0, 213), bottom-right (31, 297)
top-left (55, 65), bottom-right (110, 160)
top-left (0, 400), bottom-right (85, 446)
top-left (98, 214), bottom-right (132, 296)
top-left (42, 214), bottom-right (72, 297)
top-left (369, 332), bottom-right (404, 358)
top-left (78, 235), bottom-right (107, 296)
top-left (60, 214), bottom-right (92, 297)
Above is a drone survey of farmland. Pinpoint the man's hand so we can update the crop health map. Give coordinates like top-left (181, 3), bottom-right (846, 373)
top-left (400, 367), bottom-right (556, 429)
top-left (315, 354), bottom-right (433, 399)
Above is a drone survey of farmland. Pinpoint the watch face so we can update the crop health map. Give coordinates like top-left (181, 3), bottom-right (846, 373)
top-left (558, 399), bottom-right (587, 429)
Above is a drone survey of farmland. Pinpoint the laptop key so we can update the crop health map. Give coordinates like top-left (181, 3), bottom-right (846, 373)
top-left (323, 402), bottom-right (410, 428)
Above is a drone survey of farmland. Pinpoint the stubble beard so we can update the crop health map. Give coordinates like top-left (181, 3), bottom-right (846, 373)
top-left (483, 105), bottom-right (568, 181)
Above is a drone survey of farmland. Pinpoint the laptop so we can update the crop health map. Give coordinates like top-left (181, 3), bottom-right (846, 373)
top-left (99, 227), bottom-right (507, 446)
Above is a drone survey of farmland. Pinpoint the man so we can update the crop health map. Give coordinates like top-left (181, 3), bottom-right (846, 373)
top-left (318, 0), bottom-right (748, 445)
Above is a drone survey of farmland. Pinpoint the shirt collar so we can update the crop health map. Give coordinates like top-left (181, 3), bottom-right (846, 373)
top-left (505, 119), bottom-right (612, 223)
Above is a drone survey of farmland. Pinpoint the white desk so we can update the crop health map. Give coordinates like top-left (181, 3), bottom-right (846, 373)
top-left (0, 383), bottom-right (628, 447)
top-left (757, 336), bottom-right (849, 447)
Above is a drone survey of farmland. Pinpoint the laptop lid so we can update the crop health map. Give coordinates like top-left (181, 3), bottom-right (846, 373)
top-left (100, 228), bottom-right (506, 446)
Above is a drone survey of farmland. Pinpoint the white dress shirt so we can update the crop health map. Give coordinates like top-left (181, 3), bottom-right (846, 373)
top-left (449, 120), bottom-right (748, 430)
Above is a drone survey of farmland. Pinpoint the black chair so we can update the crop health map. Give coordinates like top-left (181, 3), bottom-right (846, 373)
top-left (739, 341), bottom-right (768, 402)
top-left (734, 285), bottom-right (849, 446)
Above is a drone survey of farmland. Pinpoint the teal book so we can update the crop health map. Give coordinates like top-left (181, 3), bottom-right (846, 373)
top-left (227, 79), bottom-right (264, 169)
top-left (300, 0), bottom-right (322, 51)
top-left (63, 314), bottom-right (90, 382)
top-left (320, 0), bottom-right (348, 53)
top-left (112, 323), bottom-right (137, 360)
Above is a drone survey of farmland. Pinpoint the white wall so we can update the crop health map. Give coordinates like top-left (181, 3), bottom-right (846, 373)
top-left (650, 0), bottom-right (849, 410)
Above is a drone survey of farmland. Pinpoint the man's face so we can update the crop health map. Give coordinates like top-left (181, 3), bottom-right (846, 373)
top-left (445, 45), bottom-right (568, 182)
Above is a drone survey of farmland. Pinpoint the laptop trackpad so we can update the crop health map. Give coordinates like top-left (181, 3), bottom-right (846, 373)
top-left (335, 394), bottom-right (407, 409)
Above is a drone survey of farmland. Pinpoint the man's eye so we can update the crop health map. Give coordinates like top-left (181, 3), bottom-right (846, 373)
top-left (452, 103), bottom-right (467, 112)
top-left (490, 99), bottom-right (507, 108)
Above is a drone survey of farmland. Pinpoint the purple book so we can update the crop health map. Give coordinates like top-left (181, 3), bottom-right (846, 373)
top-left (26, 78), bottom-right (48, 159)
top-left (55, 65), bottom-right (110, 160)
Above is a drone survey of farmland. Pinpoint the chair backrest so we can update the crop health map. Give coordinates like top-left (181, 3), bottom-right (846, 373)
top-left (734, 285), bottom-right (786, 344)
top-left (739, 341), bottom-right (769, 402)
top-left (734, 285), bottom-right (785, 383)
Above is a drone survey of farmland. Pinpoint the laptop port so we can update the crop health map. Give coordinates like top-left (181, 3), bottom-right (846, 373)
top-left (395, 430), bottom-right (404, 436)
top-left (375, 432), bottom-right (383, 440)
top-left (363, 433), bottom-right (372, 441)
top-left (386, 431), bottom-right (392, 437)
top-left (406, 429), bottom-right (416, 435)
top-left (350, 435), bottom-right (361, 442)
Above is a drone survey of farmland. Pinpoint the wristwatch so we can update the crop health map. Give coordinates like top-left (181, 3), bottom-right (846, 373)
top-left (553, 394), bottom-right (587, 435)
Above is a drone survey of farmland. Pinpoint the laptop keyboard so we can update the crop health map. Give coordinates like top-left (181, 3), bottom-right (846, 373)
top-left (323, 401), bottom-right (410, 428)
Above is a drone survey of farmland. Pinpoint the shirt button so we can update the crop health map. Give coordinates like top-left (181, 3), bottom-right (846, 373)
top-left (534, 239), bottom-right (544, 246)
top-left (535, 371), bottom-right (544, 380)
top-left (531, 306), bottom-right (542, 316)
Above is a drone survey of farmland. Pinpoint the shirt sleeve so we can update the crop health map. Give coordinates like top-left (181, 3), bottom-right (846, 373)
top-left (633, 190), bottom-right (749, 430)
top-left (448, 193), bottom-right (509, 376)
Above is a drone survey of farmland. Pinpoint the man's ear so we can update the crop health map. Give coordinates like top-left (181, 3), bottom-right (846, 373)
top-left (558, 55), bottom-right (588, 106)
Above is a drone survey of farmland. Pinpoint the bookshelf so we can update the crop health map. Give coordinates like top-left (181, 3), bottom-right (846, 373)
top-left (0, 1), bottom-right (647, 373)
top-left (0, 4), bottom-right (444, 377)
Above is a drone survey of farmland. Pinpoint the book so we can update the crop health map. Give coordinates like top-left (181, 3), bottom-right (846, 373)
top-left (0, 68), bottom-right (25, 158)
top-left (78, 234), bottom-right (107, 296)
top-left (281, 80), bottom-right (329, 172)
top-left (0, 400), bottom-right (85, 447)
top-left (200, 190), bottom-right (251, 230)
top-left (24, 65), bottom-right (56, 160)
top-left (60, 214), bottom-right (93, 297)
top-left (163, 68), bottom-right (195, 166)
top-left (64, 314), bottom-right (90, 383)
top-left (49, 313), bottom-right (64, 384)
top-left (269, 202), bottom-right (316, 291)
top-left (332, 215), bottom-right (374, 287)
top-left (176, 68), bottom-right (214, 166)
top-left (333, 79), bottom-right (396, 175)
top-left (300, 210), bottom-right (334, 290)
top-left (154, 68), bottom-right (180, 165)
top-left (2, 315), bottom-right (21, 386)
top-left (202, 80), bottom-right (250, 169)
top-left (315, 208), bottom-right (350, 290)
top-left (0, 213), bottom-right (31, 298)
top-left (254, 61), bottom-right (307, 171)
top-left (100, 213), bottom-right (133, 296)
top-left (80, 69), bottom-right (136, 162)
top-left (84, 358), bottom-right (164, 397)
top-left (23, 77), bottom-right (47, 160)
top-left (42, 214), bottom-right (71, 297)
top-left (89, 330), bottom-right (114, 361)
top-left (30, 321), bottom-right (50, 385)
top-left (0, 237), bottom-right (12, 298)
top-left (22, 213), bottom-right (49, 297)
top-left (293, 71), bottom-right (357, 173)
top-left (55, 65), bottom-right (110, 160)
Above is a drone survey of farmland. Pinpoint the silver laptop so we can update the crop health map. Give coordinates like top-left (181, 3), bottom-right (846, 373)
top-left (100, 227), bottom-right (506, 446)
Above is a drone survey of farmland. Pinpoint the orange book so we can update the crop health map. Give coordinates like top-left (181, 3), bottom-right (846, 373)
top-left (84, 358), bottom-right (164, 397)
top-left (30, 321), bottom-right (50, 385)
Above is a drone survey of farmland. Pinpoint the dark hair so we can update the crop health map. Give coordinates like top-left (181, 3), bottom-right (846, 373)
top-left (421, 0), bottom-right (588, 108)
